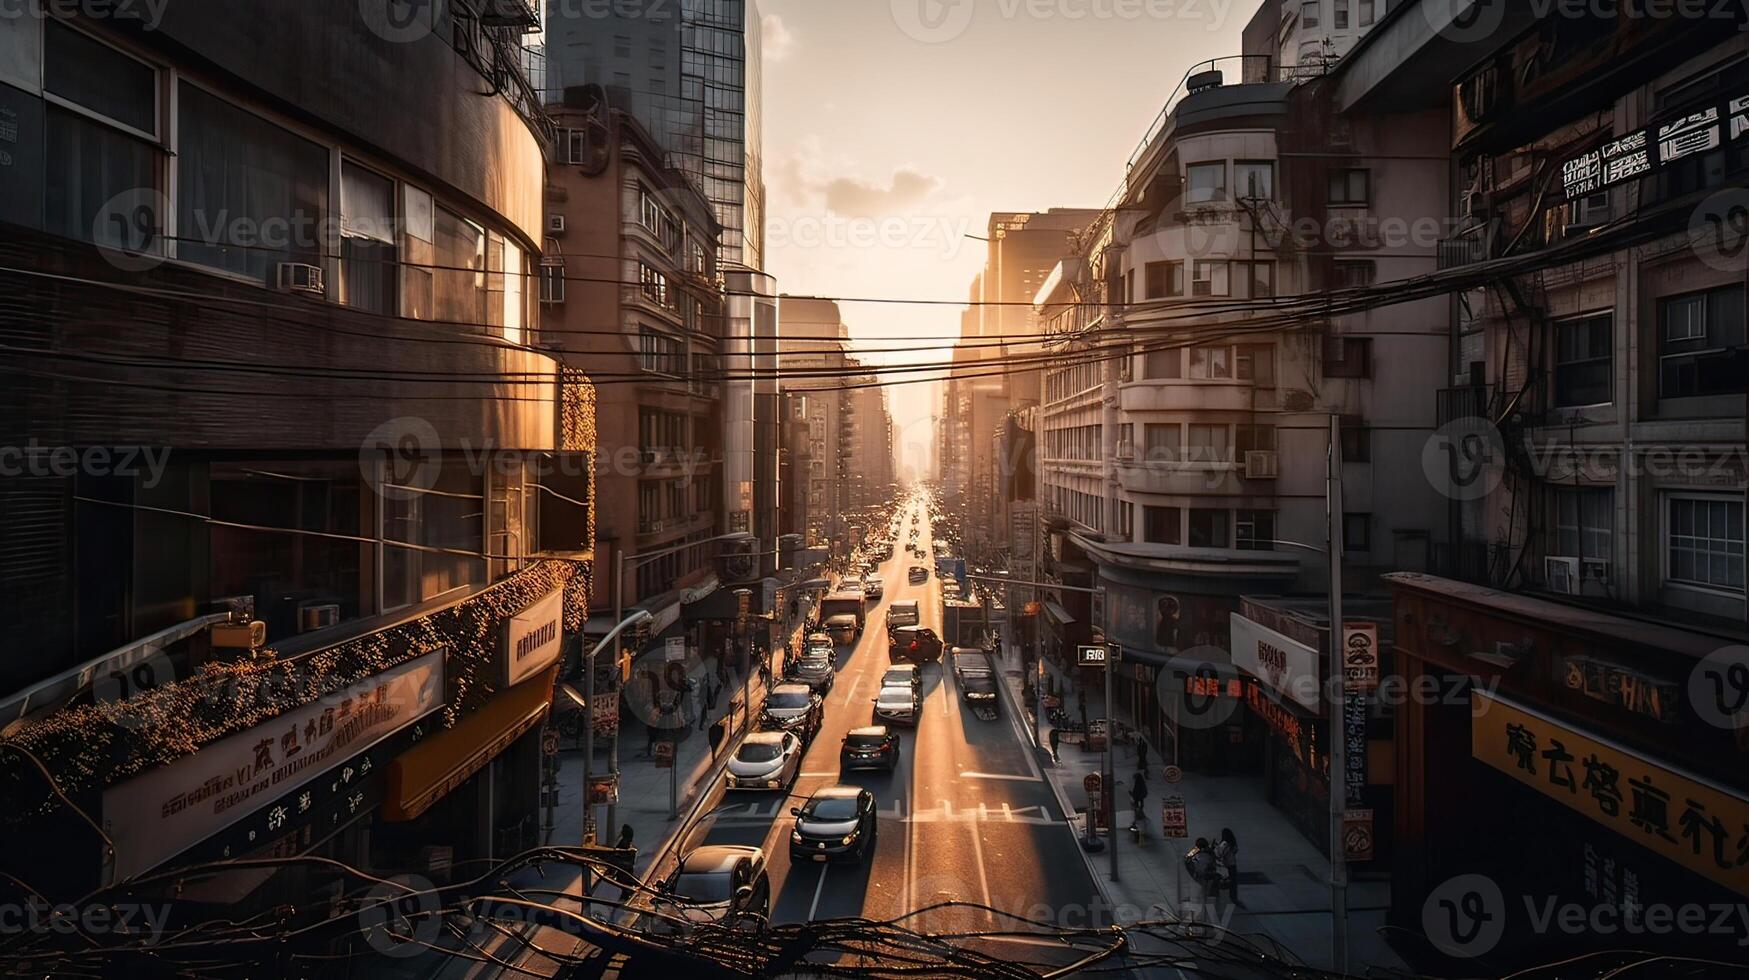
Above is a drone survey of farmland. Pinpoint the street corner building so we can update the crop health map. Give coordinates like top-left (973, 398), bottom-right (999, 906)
top-left (0, 0), bottom-right (600, 960)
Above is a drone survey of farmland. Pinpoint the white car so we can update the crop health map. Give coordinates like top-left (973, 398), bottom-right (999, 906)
top-left (726, 731), bottom-right (804, 790)
top-left (871, 684), bottom-right (919, 726)
top-left (864, 575), bottom-right (884, 600)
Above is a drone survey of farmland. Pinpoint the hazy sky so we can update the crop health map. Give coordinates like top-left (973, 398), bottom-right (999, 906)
top-left (760, 0), bottom-right (1265, 475)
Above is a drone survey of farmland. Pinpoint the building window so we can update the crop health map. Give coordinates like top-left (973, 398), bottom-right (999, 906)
top-left (1145, 261), bottom-right (1183, 299)
top-left (1357, 0), bottom-right (1376, 26)
top-left (1186, 162), bottom-right (1227, 204)
top-left (1236, 424), bottom-right (1277, 455)
top-left (640, 263), bottom-right (673, 308)
top-left (432, 206), bottom-right (487, 324)
top-left (177, 81), bottom-right (328, 283)
top-left (640, 329), bottom-right (684, 375)
top-left (1333, 0), bottom-right (1350, 28)
top-left (1235, 261), bottom-right (1275, 298)
top-left (1142, 423), bottom-right (1180, 462)
top-left (383, 467), bottom-right (487, 610)
top-left (540, 261), bottom-right (566, 303)
top-left (1553, 488), bottom-right (1612, 562)
top-left (1659, 287), bottom-right (1747, 399)
top-left (1191, 260), bottom-right (1229, 297)
top-left (339, 162), bottom-right (397, 315)
top-left (1237, 345), bottom-right (1276, 386)
top-left (1188, 509), bottom-right (1230, 548)
top-left (1328, 168), bottom-right (1370, 206)
top-left (1302, 0), bottom-right (1320, 28)
top-left (1554, 312), bottom-right (1613, 406)
top-left (1185, 424), bottom-right (1230, 463)
top-left (1343, 513), bottom-right (1371, 552)
top-left (1144, 348), bottom-right (1181, 379)
top-left (43, 22), bottom-right (162, 251)
top-left (1666, 495), bottom-right (1745, 593)
top-left (1339, 419), bottom-right (1370, 462)
top-left (1237, 512), bottom-right (1276, 551)
top-left (1188, 345), bottom-right (1234, 380)
top-left (1144, 506), bottom-right (1181, 546)
top-left (1323, 336), bottom-right (1373, 378)
top-left (638, 481), bottom-right (661, 533)
top-left (1234, 161), bottom-right (1275, 201)
top-left (1333, 260), bottom-right (1375, 288)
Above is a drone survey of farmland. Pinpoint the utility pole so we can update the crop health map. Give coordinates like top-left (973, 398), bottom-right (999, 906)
top-left (604, 547), bottom-right (625, 838)
top-left (1327, 413), bottom-right (1349, 973)
top-left (1106, 642), bottom-right (1118, 884)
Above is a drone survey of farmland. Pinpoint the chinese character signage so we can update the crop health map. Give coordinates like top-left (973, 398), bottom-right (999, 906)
top-left (1343, 622), bottom-right (1379, 692)
top-left (505, 589), bottom-right (564, 688)
top-left (1231, 613), bottom-right (1321, 712)
top-left (1561, 91), bottom-right (1748, 201)
top-left (1345, 691), bottom-right (1369, 807)
top-left (1472, 690), bottom-right (1749, 897)
top-left (103, 652), bottom-right (445, 881)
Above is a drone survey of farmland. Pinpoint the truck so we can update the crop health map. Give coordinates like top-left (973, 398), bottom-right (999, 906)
top-left (818, 592), bottom-right (867, 644)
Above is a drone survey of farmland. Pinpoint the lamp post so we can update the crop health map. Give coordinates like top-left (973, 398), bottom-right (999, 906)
top-left (734, 588), bottom-right (753, 736)
top-left (606, 531), bottom-right (754, 836)
top-left (580, 608), bottom-right (651, 845)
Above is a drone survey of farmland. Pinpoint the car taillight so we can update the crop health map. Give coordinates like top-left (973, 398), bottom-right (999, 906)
top-left (910, 642), bottom-right (918, 651)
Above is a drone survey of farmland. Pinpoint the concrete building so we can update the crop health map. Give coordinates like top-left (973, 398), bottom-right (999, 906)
top-left (544, 0), bottom-right (766, 270)
top-left (0, 1), bottom-right (585, 929)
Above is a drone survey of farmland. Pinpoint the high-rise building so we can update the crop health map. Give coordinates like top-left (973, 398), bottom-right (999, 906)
top-left (546, 0), bottom-right (766, 270)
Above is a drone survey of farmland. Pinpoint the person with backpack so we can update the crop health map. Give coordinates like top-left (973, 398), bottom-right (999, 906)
top-left (1215, 827), bottom-right (1241, 904)
top-left (1185, 837), bottom-right (1217, 902)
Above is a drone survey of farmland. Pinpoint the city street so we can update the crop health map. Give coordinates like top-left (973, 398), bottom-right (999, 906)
top-left (664, 498), bottom-right (1102, 955)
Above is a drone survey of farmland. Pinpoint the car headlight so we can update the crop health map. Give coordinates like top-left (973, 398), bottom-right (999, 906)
top-left (791, 831), bottom-right (804, 844)
top-left (840, 831), bottom-right (859, 845)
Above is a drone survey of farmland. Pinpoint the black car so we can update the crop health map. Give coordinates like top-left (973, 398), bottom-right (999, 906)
top-left (787, 654), bottom-right (836, 695)
top-left (908, 565), bottom-right (928, 584)
top-left (840, 725), bottom-right (899, 772)
top-left (653, 845), bottom-right (771, 932)
top-left (959, 670), bottom-right (999, 715)
top-left (889, 625), bottom-right (943, 665)
top-left (759, 684), bottom-right (823, 741)
top-left (789, 785), bottom-right (878, 864)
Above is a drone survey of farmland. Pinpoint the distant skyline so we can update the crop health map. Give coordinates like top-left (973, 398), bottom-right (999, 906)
top-left (759, 0), bottom-right (1262, 476)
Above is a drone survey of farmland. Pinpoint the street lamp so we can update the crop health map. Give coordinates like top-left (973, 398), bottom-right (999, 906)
top-left (604, 530), bottom-right (754, 835)
top-left (579, 607), bottom-right (651, 844)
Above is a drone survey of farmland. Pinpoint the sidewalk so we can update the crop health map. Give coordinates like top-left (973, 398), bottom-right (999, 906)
top-left (999, 644), bottom-right (1409, 975)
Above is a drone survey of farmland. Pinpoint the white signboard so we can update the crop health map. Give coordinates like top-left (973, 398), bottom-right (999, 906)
top-left (104, 652), bottom-right (444, 881)
top-left (665, 637), bottom-right (687, 663)
top-left (1229, 613), bottom-right (1320, 712)
top-left (505, 589), bottom-right (564, 688)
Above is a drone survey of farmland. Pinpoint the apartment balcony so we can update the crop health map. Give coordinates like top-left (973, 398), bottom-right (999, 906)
top-left (1436, 236), bottom-right (1487, 271)
top-left (1437, 385), bottom-right (1490, 426)
top-left (1119, 380), bottom-right (1255, 414)
top-left (1114, 460), bottom-right (1244, 497)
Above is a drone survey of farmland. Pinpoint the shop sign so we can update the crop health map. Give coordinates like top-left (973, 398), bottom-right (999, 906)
top-left (1473, 690), bottom-right (1749, 897)
top-left (665, 637), bottom-right (687, 663)
top-left (1562, 655), bottom-right (1680, 723)
top-left (1162, 796), bottom-right (1188, 839)
top-left (1077, 645), bottom-right (1110, 667)
top-left (1583, 840), bottom-right (1642, 912)
top-left (591, 695), bottom-right (619, 738)
top-left (1185, 675), bottom-right (1246, 699)
top-left (505, 590), bottom-right (564, 688)
top-left (1560, 91), bottom-right (1748, 200)
top-left (1345, 692), bottom-right (1368, 807)
top-left (1343, 809), bottom-right (1375, 862)
top-left (1231, 613), bottom-right (1320, 712)
top-left (104, 652), bottom-right (444, 881)
top-left (1245, 681), bottom-right (1317, 772)
top-left (653, 740), bottom-right (675, 769)
top-left (588, 774), bottom-right (619, 805)
top-left (1342, 622), bottom-right (1379, 692)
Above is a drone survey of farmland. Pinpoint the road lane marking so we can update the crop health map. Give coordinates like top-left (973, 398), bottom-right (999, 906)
top-left (798, 771), bottom-right (837, 778)
top-left (839, 671), bottom-right (863, 708)
top-left (958, 771), bottom-right (1041, 782)
top-left (808, 866), bottom-right (828, 921)
top-left (968, 813), bottom-right (992, 911)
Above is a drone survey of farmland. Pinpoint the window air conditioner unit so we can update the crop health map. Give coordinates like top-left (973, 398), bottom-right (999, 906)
top-left (1244, 450), bottom-right (1280, 480)
top-left (298, 603), bottom-right (341, 633)
top-left (276, 262), bottom-right (325, 295)
top-left (1544, 556), bottom-right (1581, 594)
top-left (1581, 558), bottom-right (1611, 589)
top-left (548, 214), bottom-right (567, 235)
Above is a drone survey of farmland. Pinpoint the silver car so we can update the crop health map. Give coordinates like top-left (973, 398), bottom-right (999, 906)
top-left (871, 683), bottom-right (919, 725)
top-left (726, 731), bottom-right (803, 791)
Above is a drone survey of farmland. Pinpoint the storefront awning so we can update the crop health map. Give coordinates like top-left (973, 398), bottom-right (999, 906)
top-left (383, 665), bottom-right (557, 822)
top-left (1042, 601), bottom-right (1076, 625)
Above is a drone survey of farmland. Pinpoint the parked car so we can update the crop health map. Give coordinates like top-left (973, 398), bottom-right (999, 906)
top-left (872, 684), bottom-right (920, 725)
top-left (880, 663), bottom-right (920, 694)
top-left (726, 731), bottom-right (804, 790)
top-left (789, 785), bottom-right (878, 864)
top-left (653, 846), bottom-right (770, 931)
top-left (759, 684), bottom-right (823, 740)
top-left (889, 625), bottom-right (944, 665)
top-left (959, 670), bottom-right (999, 715)
top-left (839, 725), bottom-right (899, 772)
top-left (908, 565), bottom-right (928, 584)
top-left (788, 654), bottom-right (836, 695)
top-left (802, 635), bottom-right (836, 666)
top-left (864, 575), bottom-right (884, 600)
top-left (950, 647), bottom-right (990, 684)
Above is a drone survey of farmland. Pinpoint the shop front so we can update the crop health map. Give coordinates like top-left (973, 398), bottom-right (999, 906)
top-left (1386, 572), bottom-right (1749, 967)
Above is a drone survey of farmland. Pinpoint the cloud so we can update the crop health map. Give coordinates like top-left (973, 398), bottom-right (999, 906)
top-left (822, 169), bottom-right (943, 218)
top-left (763, 14), bottom-right (797, 62)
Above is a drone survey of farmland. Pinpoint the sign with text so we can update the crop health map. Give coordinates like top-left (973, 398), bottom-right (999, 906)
top-left (103, 652), bottom-right (444, 881)
top-left (1561, 90), bottom-right (1749, 200)
top-left (1473, 690), bottom-right (1749, 896)
top-left (1562, 655), bottom-right (1680, 723)
top-left (1345, 691), bottom-right (1369, 807)
top-left (1342, 622), bottom-right (1379, 692)
top-left (1231, 613), bottom-right (1320, 712)
top-left (653, 740), bottom-right (675, 769)
top-left (505, 590), bottom-right (564, 688)
top-left (1162, 795), bottom-right (1188, 838)
top-left (1343, 809), bottom-right (1375, 862)
top-left (1077, 645), bottom-right (1110, 667)
top-left (665, 637), bottom-right (687, 663)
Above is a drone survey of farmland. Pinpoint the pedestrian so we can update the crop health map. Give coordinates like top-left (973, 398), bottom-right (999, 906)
top-left (1185, 837), bottom-right (1217, 902)
top-left (1215, 828), bottom-right (1241, 905)
top-left (1129, 772), bottom-right (1148, 830)
top-left (615, 823), bottom-right (635, 850)
top-left (708, 718), bottom-right (726, 759)
top-left (1047, 726), bottom-right (1061, 763)
top-left (1136, 737), bottom-right (1149, 770)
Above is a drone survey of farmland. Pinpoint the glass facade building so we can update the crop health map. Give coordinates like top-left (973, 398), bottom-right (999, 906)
top-left (545, 0), bottom-right (765, 270)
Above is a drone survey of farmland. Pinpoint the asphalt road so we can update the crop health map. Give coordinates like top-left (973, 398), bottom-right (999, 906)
top-left (666, 496), bottom-right (1104, 963)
